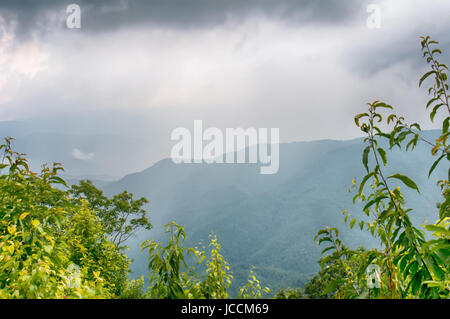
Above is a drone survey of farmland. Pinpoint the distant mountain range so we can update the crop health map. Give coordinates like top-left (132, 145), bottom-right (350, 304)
top-left (100, 130), bottom-right (446, 295)
top-left (0, 116), bottom-right (167, 177)
top-left (1, 119), bottom-right (445, 295)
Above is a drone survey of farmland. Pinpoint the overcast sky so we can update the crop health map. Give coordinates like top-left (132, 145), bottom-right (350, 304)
top-left (0, 0), bottom-right (450, 145)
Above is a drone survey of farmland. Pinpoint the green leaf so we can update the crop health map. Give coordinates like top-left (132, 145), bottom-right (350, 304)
top-left (362, 146), bottom-right (371, 172)
top-left (377, 148), bottom-right (387, 166)
top-left (318, 237), bottom-right (332, 245)
top-left (354, 113), bottom-right (369, 127)
top-left (424, 224), bottom-right (450, 236)
top-left (359, 172), bottom-right (374, 195)
top-left (443, 117), bottom-right (449, 133)
top-left (426, 97), bottom-right (438, 109)
top-left (320, 246), bottom-right (335, 255)
top-left (404, 260), bottom-right (418, 278)
top-left (358, 221), bottom-right (365, 230)
top-left (430, 103), bottom-right (444, 122)
top-left (363, 199), bottom-right (376, 211)
top-left (387, 114), bottom-right (397, 124)
top-left (49, 176), bottom-right (68, 187)
top-left (399, 257), bottom-right (408, 273)
top-left (419, 70), bottom-right (436, 87)
top-left (387, 174), bottom-right (420, 193)
top-left (322, 279), bottom-right (344, 295)
top-left (426, 254), bottom-right (445, 280)
top-left (374, 102), bottom-right (393, 109)
top-left (428, 154), bottom-right (445, 178)
top-left (406, 134), bottom-right (419, 151)
top-left (410, 270), bottom-right (422, 295)
top-left (349, 218), bottom-right (356, 229)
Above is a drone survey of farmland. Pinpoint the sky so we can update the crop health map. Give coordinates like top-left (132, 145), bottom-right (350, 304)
top-left (0, 0), bottom-right (449, 148)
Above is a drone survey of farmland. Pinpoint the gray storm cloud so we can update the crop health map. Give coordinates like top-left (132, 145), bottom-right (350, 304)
top-left (0, 0), bottom-right (449, 151)
top-left (0, 0), bottom-right (370, 39)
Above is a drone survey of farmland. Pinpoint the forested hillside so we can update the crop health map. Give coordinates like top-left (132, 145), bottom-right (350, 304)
top-left (103, 131), bottom-right (445, 295)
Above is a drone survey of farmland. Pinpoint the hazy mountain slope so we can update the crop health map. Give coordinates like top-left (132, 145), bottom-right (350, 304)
top-left (0, 131), bottom-right (161, 178)
top-left (13, 132), bottom-right (151, 176)
top-left (0, 115), bottom-right (169, 177)
top-left (103, 131), bottom-right (446, 295)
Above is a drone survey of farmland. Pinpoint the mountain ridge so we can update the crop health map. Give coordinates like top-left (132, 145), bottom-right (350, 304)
top-left (101, 130), bottom-right (445, 295)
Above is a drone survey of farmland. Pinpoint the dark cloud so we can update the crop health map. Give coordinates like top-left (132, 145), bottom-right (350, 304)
top-left (0, 0), bottom-right (369, 39)
top-left (347, 33), bottom-right (450, 77)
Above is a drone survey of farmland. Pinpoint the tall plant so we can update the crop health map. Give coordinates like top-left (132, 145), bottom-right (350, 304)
top-left (314, 36), bottom-right (449, 299)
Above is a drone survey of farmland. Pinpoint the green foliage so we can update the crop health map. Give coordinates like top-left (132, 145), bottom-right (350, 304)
top-left (274, 287), bottom-right (304, 299)
top-left (61, 200), bottom-right (130, 297)
top-left (0, 138), bottom-right (270, 299)
top-left (312, 228), bottom-right (362, 298)
top-left (141, 222), bottom-right (268, 299)
top-left (0, 138), bottom-right (114, 298)
top-left (309, 36), bottom-right (450, 299)
top-left (70, 180), bottom-right (152, 248)
top-left (198, 234), bottom-right (233, 298)
top-left (119, 277), bottom-right (147, 299)
top-left (142, 222), bottom-right (193, 298)
top-left (238, 268), bottom-right (270, 299)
